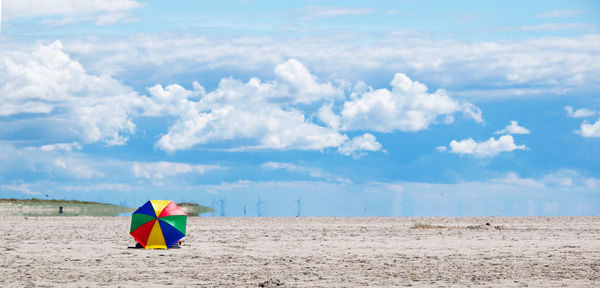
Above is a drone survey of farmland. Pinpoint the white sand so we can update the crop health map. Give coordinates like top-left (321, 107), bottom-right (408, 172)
top-left (0, 216), bottom-right (599, 287)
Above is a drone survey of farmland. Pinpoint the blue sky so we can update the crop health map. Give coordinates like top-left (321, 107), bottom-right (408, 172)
top-left (0, 0), bottom-right (599, 216)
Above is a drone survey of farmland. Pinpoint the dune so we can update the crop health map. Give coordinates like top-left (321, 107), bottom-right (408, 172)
top-left (0, 199), bottom-right (213, 217)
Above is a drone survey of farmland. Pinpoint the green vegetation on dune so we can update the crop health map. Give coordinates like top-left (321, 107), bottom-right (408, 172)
top-left (0, 198), bottom-right (121, 205)
top-left (0, 198), bottom-right (214, 217)
top-left (176, 202), bottom-right (214, 216)
top-left (0, 198), bottom-right (133, 217)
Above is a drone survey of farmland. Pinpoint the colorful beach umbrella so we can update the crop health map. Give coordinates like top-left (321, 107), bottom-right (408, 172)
top-left (130, 200), bottom-right (187, 249)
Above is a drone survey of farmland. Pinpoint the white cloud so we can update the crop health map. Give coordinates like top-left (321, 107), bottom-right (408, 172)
top-left (298, 6), bottom-right (373, 20)
top-left (147, 60), bottom-right (350, 153)
top-left (40, 142), bottom-right (82, 152)
top-left (0, 41), bottom-right (148, 146)
top-left (338, 73), bottom-right (482, 132)
top-left (513, 23), bottom-right (589, 32)
top-left (0, 183), bottom-right (38, 195)
top-left (152, 93), bottom-right (348, 153)
top-left (540, 169), bottom-right (578, 187)
top-left (261, 162), bottom-right (349, 183)
top-left (337, 133), bottom-right (383, 158)
top-left (565, 106), bottom-right (596, 118)
top-left (62, 34), bottom-right (600, 100)
top-left (495, 172), bottom-right (543, 187)
top-left (146, 58), bottom-right (342, 109)
top-left (0, 142), bottom-right (106, 180)
top-left (4, 0), bottom-right (142, 25)
top-left (1, 142), bottom-right (227, 190)
top-left (133, 161), bottom-right (220, 180)
top-left (274, 59), bottom-right (343, 103)
top-left (143, 60), bottom-right (477, 156)
top-left (0, 183), bottom-right (40, 195)
top-left (142, 81), bottom-right (205, 117)
top-left (566, 106), bottom-right (600, 138)
top-left (494, 121), bottom-right (530, 134)
top-left (94, 12), bottom-right (133, 26)
top-left (537, 10), bottom-right (587, 18)
top-left (58, 183), bottom-right (132, 193)
top-left (448, 135), bottom-right (527, 158)
top-left (54, 157), bottom-right (104, 179)
top-left (317, 103), bottom-right (342, 130)
top-left (578, 119), bottom-right (600, 137)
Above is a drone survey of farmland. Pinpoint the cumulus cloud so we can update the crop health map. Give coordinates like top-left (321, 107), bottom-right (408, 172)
top-left (565, 106), bottom-right (596, 118)
top-left (338, 73), bottom-right (482, 132)
top-left (565, 106), bottom-right (600, 138)
top-left (133, 161), bottom-right (220, 180)
top-left (0, 41), bottom-right (148, 145)
top-left (144, 60), bottom-right (477, 156)
top-left (150, 85), bottom-right (348, 152)
top-left (4, 0), bottom-right (142, 25)
top-left (0, 45), bottom-right (405, 158)
top-left (337, 134), bottom-right (383, 158)
top-left (147, 60), bottom-right (350, 153)
top-left (317, 103), bottom-right (342, 130)
top-left (448, 135), bottom-right (527, 158)
top-left (273, 59), bottom-right (343, 103)
top-left (494, 121), bottom-right (530, 134)
top-left (578, 119), bottom-right (600, 137)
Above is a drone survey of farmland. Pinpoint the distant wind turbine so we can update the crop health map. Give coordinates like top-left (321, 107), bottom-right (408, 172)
top-left (219, 197), bottom-right (226, 217)
top-left (211, 197), bottom-right (217, 216)
top-left (256, 197), bottom-right (264, 217)
top-left (296, 198), bottom-right (302, 217)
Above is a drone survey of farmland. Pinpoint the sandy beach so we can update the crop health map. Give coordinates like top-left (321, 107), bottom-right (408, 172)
top-left (1, 216), bottom-right (599, 287)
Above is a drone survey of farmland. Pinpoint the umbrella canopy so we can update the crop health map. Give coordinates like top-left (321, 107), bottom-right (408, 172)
top-left (130, 200), bottom-right (187, 249)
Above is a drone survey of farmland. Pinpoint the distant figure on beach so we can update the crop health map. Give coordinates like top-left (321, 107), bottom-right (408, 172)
top-left (58, 206), bottom-right (63, 214)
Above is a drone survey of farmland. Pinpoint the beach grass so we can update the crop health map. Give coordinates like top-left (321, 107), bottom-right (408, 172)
top-left (411, 222), bottom-right (446, 229)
